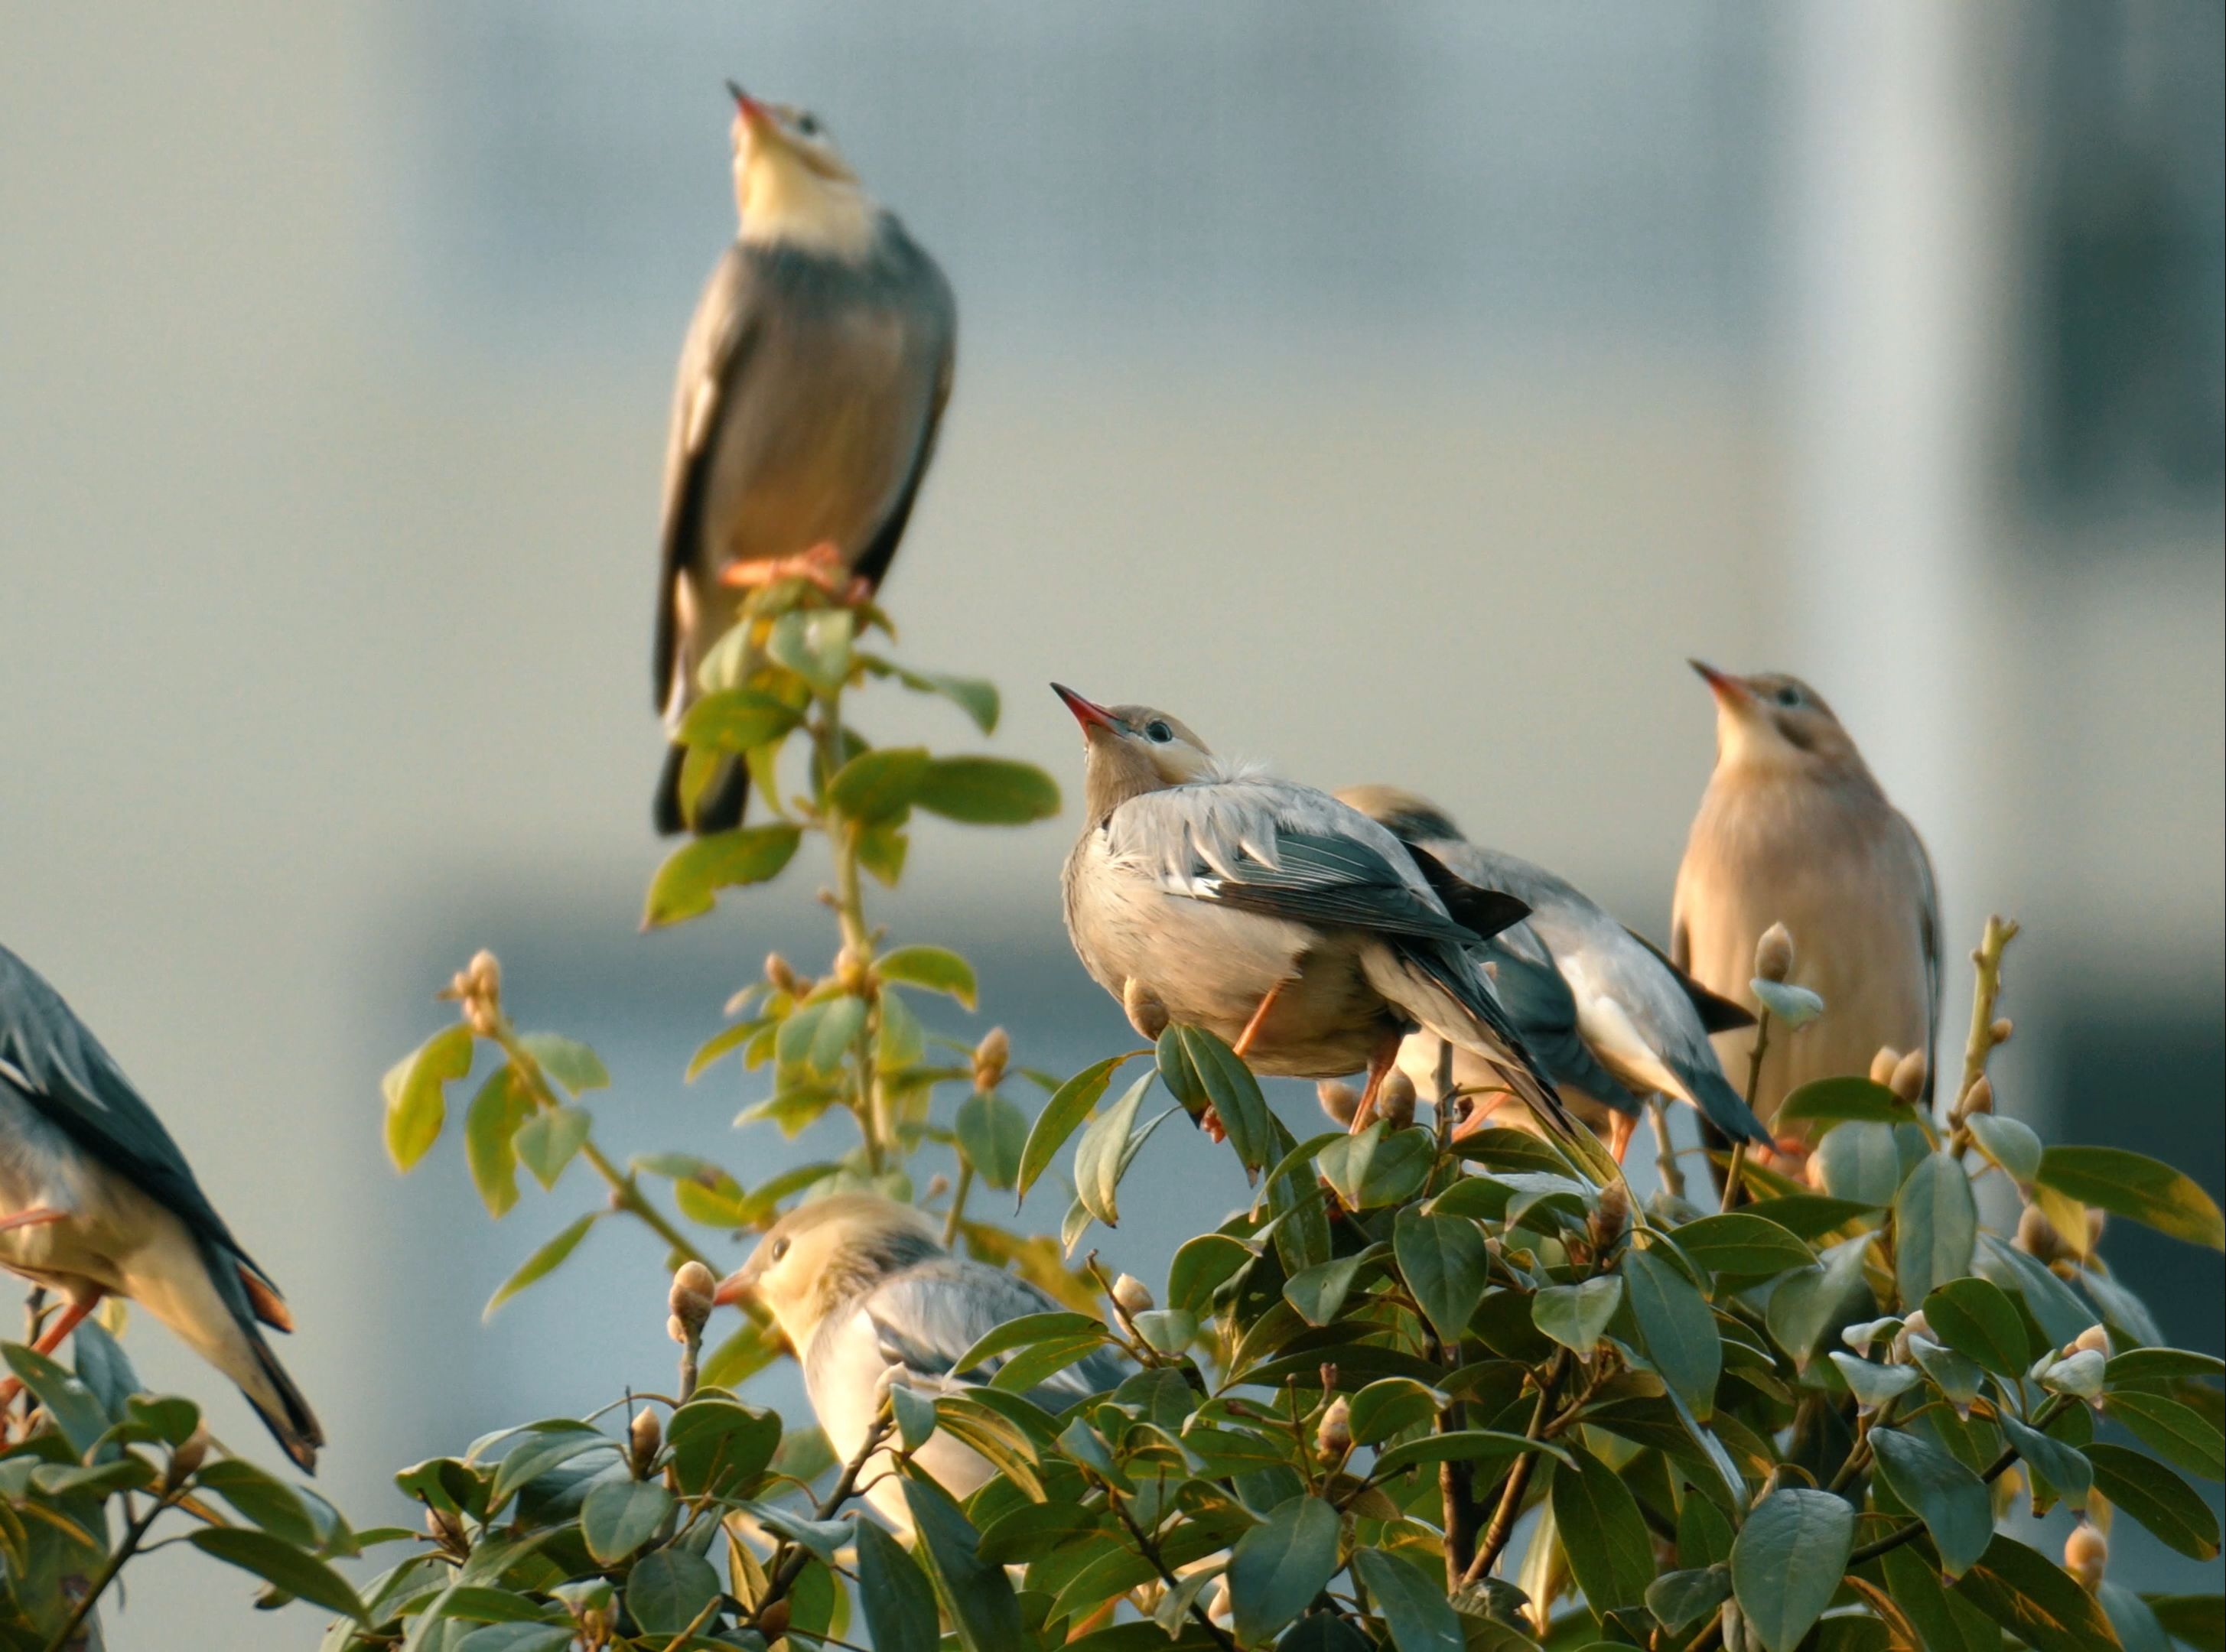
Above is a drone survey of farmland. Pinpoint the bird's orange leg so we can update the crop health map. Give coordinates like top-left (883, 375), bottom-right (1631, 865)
top-left (720, 542), bottom-right (871, 603)
top-left (1608, 1111), bottom-right (1637, 1163)
top-left (1347, 1034), bottom-right (1403, 1134)
top-left (1232, 984), bottom-right (1285, 1059)
top-left (0, 1292), bottom-right (102, 1410)
top-left (0, 1208), bottom-right (67, 1236)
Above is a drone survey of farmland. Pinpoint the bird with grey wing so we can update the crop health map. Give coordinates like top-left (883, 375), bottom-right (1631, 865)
top-left (0, 944), bottom-right (322, 1469)
top-left (1336, 785), bottom-right (1770, 1163)
top-left (1673, 662), bottom-right (1941, 1139)
top-left (711, 1193), bottom-right (1125, 1533)
top-left (653, 82), bottom-right (957, 836)
top-left (1052, 686), bottom-right (1577, 1140)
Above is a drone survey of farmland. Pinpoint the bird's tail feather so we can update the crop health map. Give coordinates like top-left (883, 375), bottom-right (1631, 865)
top-left (1367, 945), bottom-right (1581, 1141)
top-left (654, 743), bottom-right (750, 837)
top-left (1679, 1061), bottom-right (1773, 1147)
top-left (239, 1325), bottom-right (324, 1472)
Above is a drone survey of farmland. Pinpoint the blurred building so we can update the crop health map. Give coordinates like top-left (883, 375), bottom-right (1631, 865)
top-left (0, 5), bottom-right (2218, 1645)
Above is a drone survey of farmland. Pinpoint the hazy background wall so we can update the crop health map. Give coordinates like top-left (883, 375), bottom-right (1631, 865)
top-left (1, 3), bottom-right (2219, 1644)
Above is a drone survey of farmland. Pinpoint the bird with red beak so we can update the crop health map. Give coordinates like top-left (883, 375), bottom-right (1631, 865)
top-left (1672, 661), bottom-right (1939, 1137)
top-left (652, 81), bottom-right (955, 835)
top-left (1053, 685), bottom-right (1577, 1140)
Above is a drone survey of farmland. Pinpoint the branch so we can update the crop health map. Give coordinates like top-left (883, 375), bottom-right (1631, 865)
top-left (750, 1411), bottom-right (895, 1628)
top-left (1106, 1491), bottom-right (1238, 1652)
top-left (43, 1488), bottom-right (177, 1652)
top-left (1947, 915), bottom-right (2019, 1153)
top-left (1462, 1350), bottom-right (1568, 1585)
top-left (1847, 1394), bottom-right (2066, 1566)
top-left (1720, 1007), bottom-right (1774, 1211)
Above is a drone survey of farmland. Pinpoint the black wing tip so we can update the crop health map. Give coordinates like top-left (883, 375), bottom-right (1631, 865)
top-left (1402, 845), bottom-right (1530, 943)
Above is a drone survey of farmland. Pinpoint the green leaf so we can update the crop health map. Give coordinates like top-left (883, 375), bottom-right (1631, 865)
top-left (1815, 1120), bottom-right (1909, 1207)
top-left (1766, 1234), bottom-right (1876, 1365)
top-left (1534, 1276), bottom-right (1624, 1354)
top-left (1871, 1426), bottom-right (1993, 1576)
top-left (1967, 1113), bottom-right (2044, 1182)
top-left (1743, 1194), bottom-right (1884, 1241)
top-left (1954, 1533), bottom-right (2123, 1652)
top-left (488, 1425), bottom-right (616, 1505)
top-left (1372, 1429), bottom-right (1569, 1478)
top-left (483, 1212), bottom-right (599, 1318)
top-left (464, 1067), bottom-right (531, 1219)
top-left (1549, 1446), bottom-right (1655, 1613)
top-left (1922, 1276), bottom-right (2032, 1377)
top-left (950, 1311), bottom-right (1105, 1379)
top-left (676, 686), bottom-right (804, 753)
top-left (195, 1459), bottom-right (317, 1547)
top-left (1226, 1494), bottom-right (1340, 1644)
top-left (955, 1092), bottom-right (1028, 1194)
top-left (877, 944), bottom-right (978, 1009)
top-left (855, 1516), bottom-right (940, 1652)
top-left (1829, 1352), bottom-right (1921, 1408)
top-left (1352, 1546), bottom-right (1463, 1652)
top-left (901, 1468), bottom-right (1025, 1652)
top-left (454, 1627), bottom-right (572, 1652)
top-left (764, 606), bottom-right (854, 693)
top-left (516, 1033), bottom-right (609, 1096)
top-left (2147, 1593), bottom-right (2224, 1652)
top-left (867, 659), bottom-right (1001, 734)
top-left (579, 1478), bottom-right (671, 1563)
top-left (1977, 1233), bottom-right (2102, 1351)
top-left (188, 1527), bottom-right (368, 1622)
top-left (1648, 1566), bottom-right (1732, 1634)
top-left (1284, 1252), bottom-right (1375, 1327)
top-left (975, 1500), bottom-right (1103, 1566)
top-left (643, 823), bottom-right (804, 927)
top-left (2101, 1583), bottom-right (2174, 1652)
top-left (1347, 1377), bottom-right (1448, 1446)
top-left (2, 1345), bottom-right (109, 1456)
top-left (513, 1104), bottom-right (592, 1190)
top-left (913, 756), bottom-right (1061, 824)
top-left (1318, 1123), bottom-right (1436, 1210)
top-left (1157, 1024), bottom-right (1277, 1179)
top-left (1395, 1207), bottom-right (1490, 1345)
top-left (2105, 1348), bottom-right (2224, 1384)
top-left (1625, 1243), bottom-right (1722, 1419)
top-left (1073, 1070), bottom-right (1158, 1227)
top-left (1017, 1053), bottom-right (1134, 1204)
top-left (2085, 1442), bottom-right (2220, 1560)
top-left (2104, 1392), bottom-right (2226, 1481)
top-left (382, 1023), bottom-right (473, 1172)
top-left (624, 1546), bottom-right (721, 1637)
top-left (1779, 1076), bottom-right (1908, 1128)
top-left (1896, 1153), bottom-right (1978, 1309)
top-left (1168, 1233), bottom-right (1258, 1314)
top-left (2000, 1410), bottom-right (2093, 1510)
top-left (1730, 1488), bottom-right (1855, 1652)
top-left (2039, 1146), bottom-right (2226, 1250)
top-left (667, 1398), bottom-right (783, 1498)
top-left (1671, 1212), bottom-right (1818, 1277)
top-left (429, 1586), bottom-right (561, 1624)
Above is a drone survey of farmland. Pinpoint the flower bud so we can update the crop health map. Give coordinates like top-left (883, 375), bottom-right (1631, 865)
top-left (164, 1422), bottom-right (210, 1490)
top-left (468, 949), bottom-right (502, 997)
top-left (1990, 1016), bottom-right (2013, 1046)
top-left (1869, 1046), bottom-right (1902, 1086)
top-left (1123, 978), bottom-right (1169, 1040)
top-left (667, 1313), bottom-right (690, 1345)
top-left (2064, 1523), bottom-right (2107, 1591)
top-left (2069, 1324), bottom-right (2110, 1358)
top-left (1888, 1049), bottom-right (1928, 1105)
top-left (464, 999), bottom-right (501, 1039)
top-left (1891, 1309), bottom-right (1931, 1365)
top-left (669, 1260), bottom-right (718, 1341)
top-left (1590, 1180), bottom-right (1631, 1254)
top-left (630, 1408), bottom-right (662, 1475)
top-left (1316, 1395), bottom-right (1352, 1460)
top-left (2087, 1208), bottom-right (2107, 1246)
top-left (835, 945), bottom-right (870, 997)
top-left (973, 1026), bottom-right (1010, 1091)
top-left (2015, 1202), bottom-right (2065, 1262)
top-left (758, 1598), bottom-right (791, 1639)
top-left (924, 1173), bottom-right (951, 1201)
top-left (1754, 923), bottom-right (1795, 984)
top-left (1316, 1080), bottom-right (1361, 1127)
top-left (1957, 1075), bottom-right (1993, 1120)
top-left (1992, 1465), bottom-right (2024, 1520)
top-left (1111, 1274), bottom-right (1154, 1318)
top-left (1376, 1070), bottom-right (1416, 1130)
top-left (765, 952), bottom-right (802, 997)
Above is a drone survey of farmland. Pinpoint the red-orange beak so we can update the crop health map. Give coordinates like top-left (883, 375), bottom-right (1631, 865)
top-left (726, 80), bottom-right (769, 135)
top-left (711, 1271), bottom-right (752, 1309)
top-left (1688, 659), bottom-right (1752, 708)
top-left (1051, 683), bottom-right (1122, 737)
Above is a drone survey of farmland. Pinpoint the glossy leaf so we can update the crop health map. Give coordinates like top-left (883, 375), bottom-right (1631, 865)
top-left (2104, 1392), bottom-right (2225, 1481)
top-left (1017, 1054), bottom-right (1133, 1204)
top-left (1156, 1024), bottom-right (1277, 1179)
top-left (625, 1547), bottom-right (721, 1637)
top-left (955, 1090), bottom-right (1029, 1190)
top-left (1347, 1378), bottom-right (1449, 1447)
top-left (1967, 1113), bottom-right (2044, 1183)
top-left (1073, 1070), bottom-right (1157, 1226)
top-left (1395, 1207), bottom-right (1490, 1345)
top-left (1779, 1077), bottom-right (1906, 1128)
top-left (643, 823), bottom-right (803, 927)
top-left (2037, 1147), bottom-right (2225, 1250)
top-left (1730, 1488), bottom-right (1855, 1652)
top-left (189, 1528), bottom-right (368, 1622)
top-left (1870, 1427), bottom-right (1992, 1576)
top-left (1647, 1566), bottom-right (1731, 1634)
top-left (1534, 1276), bottom-right (1623, 1354)
top-left (2084, 1442), bottom-right (2220, 1560)
top-left (877, 944), bottom-right (978, 1008)
top-left (1922, 1276), bottom-right (2031, 1377)
top-left (2, 1345), bottom-right (110, 1456)
top-left (2000, 1410), bottom-right (2093, 1510)
top-left (579, 1478), bottom-right (671, 1563)
top-left (1226, 1495), bottom-right (1340, 1645)
top-left (1896, 1153), bottom-right (1978, 1309)
top-left (902, 1468), bottom-right (1025, 1652)
top-left (1953, 1533), bottom-right (2122, 1652)
top-left (384, 1023), bottom-right (473, 1172)
top-left (675, 686), bottom-right (803, 753)
top-left (483, 1213), bottom-right (599, 1318)
top-left (1352, 1546), bottom-right (1463, 1652)
top-left (1625, 1244), bottom-right (1722, 1419)
top-left (855, 1516), bottom-right (941, 1652)
top-left (1318, 1123), bottom-right (1435, 1210)
top-left (1671, 1212), bottom-right (1818, 1277)
top-left (1167, 1233), bottom-right (1257, 1314)
top-left (1549, 1446), bottom-right (1655, 1612)
top-left (913, 756), bottom-right (1061, 824)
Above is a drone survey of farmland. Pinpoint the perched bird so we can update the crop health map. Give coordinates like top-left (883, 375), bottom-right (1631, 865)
top-left (0, 945), bottom-right (321, 1469)
top-left (1673, 663), bottom-right (1939, 1130)
top-left (712, 1193), bottom-right (1124, 1530)
top-left (1336, 785), bottom-right (1770, 1158)
top-left (1052, 686), bottom-right (1574, 1138)
top-left (653, 83), bottom-right (957, 835)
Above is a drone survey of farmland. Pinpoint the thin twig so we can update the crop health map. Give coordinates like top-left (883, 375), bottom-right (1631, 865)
top-left (1463, 1350), bottom-right (1568, 1585)
top-left (1946, 915), bottom-right (2019, 1155)
top-left (750, 1411), bottom-right (895, 1629)
top-left (1106, 1492), bottom-right (1238, 1652)
top-left (1721, 1007), bottom-right (1774, 1211)
top-left (43, 1488), bottom-right (177, 1652)
top-left (1648, 1097), bottom-right (1685, 1200)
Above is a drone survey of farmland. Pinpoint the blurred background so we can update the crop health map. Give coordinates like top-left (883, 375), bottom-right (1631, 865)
top-left (2, 2), bottom-right (2220, 1643)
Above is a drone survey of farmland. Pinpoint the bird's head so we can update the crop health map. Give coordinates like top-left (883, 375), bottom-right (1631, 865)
top-left (725, 81), bottom-right (874, 259)
top-left (1334, 785), bottom-right (1466, 847)
top-left (1051, 685), bottom-right (1216, 818)
top-left (713, 1192), bottom-right (941, 1344)
top-left (1689, 662), bottom-right (1865, 776)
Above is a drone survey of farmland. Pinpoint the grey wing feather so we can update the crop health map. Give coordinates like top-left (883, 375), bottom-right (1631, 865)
top-left (1901, 813), bottom-right (1943, 1105)
top-left (849, 250), bottom-right (956, 591)
top-left (1480, 935), bottom-right (1639, 1114)
top-left (0, 945), bottom-right (262, 1273)
top-left (864, 1258), bottom-right (1124, 1410)
top-left (653, 244), bottom-right (759, 709)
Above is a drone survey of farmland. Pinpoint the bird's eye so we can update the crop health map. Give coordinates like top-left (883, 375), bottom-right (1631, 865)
top-left (1144, 720), bottom-right (1173, 744)
top-left (1774, 686), bottom-right (1802, 708)
top-left (796, 113), bottom-right (820, 137)
top-left (770, 1237), bottom-right (790, 1263)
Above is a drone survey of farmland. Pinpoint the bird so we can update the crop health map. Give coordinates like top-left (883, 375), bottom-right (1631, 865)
top-left (1335, 785), bottom-right (1770, 1159)
top-left (1052, 685), bottom-right (1577, 1140)
top-left (0, 944), bottom-right (322, 1469)
top-left (1672, 663), bottom-right (1939, 1133)
top-left (711, 1193), bottom-right (1124, 1530)
top-left (653, 82), bottom-right (958, 836)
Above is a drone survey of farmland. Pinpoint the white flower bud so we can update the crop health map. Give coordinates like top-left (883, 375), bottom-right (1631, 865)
top-left (2069, 1324), bottom-right (2110, 1358)
top-left (1316, 1396), bottom-right (1352, 1460)
top-left (669, 1260), bottom-right (718, 1338)
top-left (1316, 1080), bottom-right (1361, 1127)
top-left (1111, 1274), bottom-right (1154, 1318)
top-left (1888, 1049), bottom-right (1928, 1105)
top-left (1754, 923), bottom-right (1795, 984)
top-left (1870, 1047), bottom-right (1902, 1087)
top-left (2064, 1524), bottom-right (2107, 1591)
top-left (1957, 1075), bottom-right (1994, 1120)
top-left (630, 1408), bottom-right (662, 1475)
top-left (1990, 1016), bottom-right (2013, 1046)
top-left (973, 1026), bottom-right (1010, 1091)
top-left (1376, 1070), bottom-right (1416, 1130)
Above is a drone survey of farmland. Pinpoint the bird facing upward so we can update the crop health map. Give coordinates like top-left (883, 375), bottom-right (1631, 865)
top-left (1672, 663), bottom-right (1939, 1132)
top-left (0, 944), bottom-right (321, 1469)
top-left (653, 83), bottom-right (957, 836)
top-left (1336, 785), bottom-right (1769, 1159)
top-left (712, 1193), bottom-right (1124, 1532)
top-left (1053, 686), bottom-right (1575, 1140)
